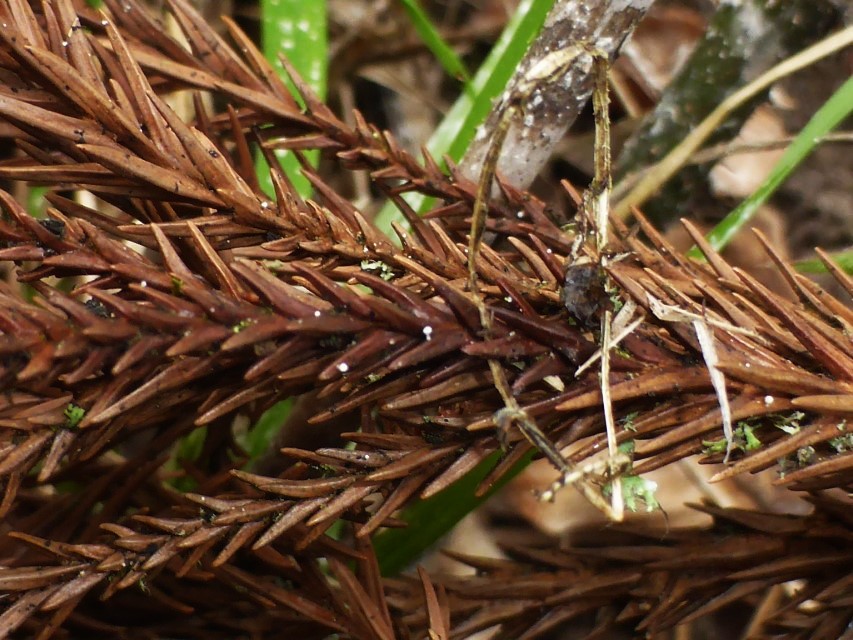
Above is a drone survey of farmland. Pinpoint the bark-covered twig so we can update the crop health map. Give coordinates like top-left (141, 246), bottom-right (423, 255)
top-left (460, 0), bottom-right (653, 188)
top-left (613, 0), bottom-right (841, 225)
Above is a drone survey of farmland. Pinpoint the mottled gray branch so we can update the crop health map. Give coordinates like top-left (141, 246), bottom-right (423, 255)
top-left (460, 0), bottom-right (653, 189)
top-left (613, 0), bottom-right (841, 226)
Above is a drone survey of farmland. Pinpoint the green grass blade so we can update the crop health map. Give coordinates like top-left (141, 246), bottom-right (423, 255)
top-left (374, 0), bottom-right (556, 236)
top-left (794, 249), bottom-right (853, 275)
top-left (248, 2), bottom-right (328, 468)
top-left (399, 0), bottom-right (471, 88)
top-left (373, 450), bottom-right (534, 576)
top-left (238, 398), bottom-right (294, 471)
top-left (257, 0), bottom-right (328, 198)
top-left (692, 74), bottom-right (853, 256)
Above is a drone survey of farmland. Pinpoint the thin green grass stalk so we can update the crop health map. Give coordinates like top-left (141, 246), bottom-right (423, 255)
top-left (399, 0), bottom-right (471, 90)
top-left (257, 0), bottom-right (328, 198)
top-left (374, 0), bottom-right (556, 236)
top-left (691, 74), bottom-right (853, 256)
top-left (238, 2), bottom-right (327, 473)
top-left (795, 249), bottom-right (853, 275)
top-left (373, 450), bottom-right (534, 576)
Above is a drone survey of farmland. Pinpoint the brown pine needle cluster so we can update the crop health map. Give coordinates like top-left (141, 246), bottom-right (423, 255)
top-left (0, 1), bottom-right (850, 638)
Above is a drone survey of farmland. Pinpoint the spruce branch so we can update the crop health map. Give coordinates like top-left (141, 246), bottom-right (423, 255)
top-left (0, 0), bottom-right (850, 637)
top-left (387, 495), bottom-right (853, 640)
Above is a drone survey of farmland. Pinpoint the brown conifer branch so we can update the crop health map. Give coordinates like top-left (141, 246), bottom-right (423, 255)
top-left (0, 0), bottom-right (850, 637)
top-left (386, 495), bottom-right (853, 639)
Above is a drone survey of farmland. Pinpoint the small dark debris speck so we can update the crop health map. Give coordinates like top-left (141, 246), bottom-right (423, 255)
top-left (39, 218), bottom-right (65, 238)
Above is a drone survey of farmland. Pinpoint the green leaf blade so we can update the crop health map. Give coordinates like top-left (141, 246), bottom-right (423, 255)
top-left (695, 74), bottom-right (853, 256)
top-left (258, 0), bottom-right (328, 198)
top-left (795, 249), bottom-right (853, 275)
top-left (399, 0), bottom-right (471, 87)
